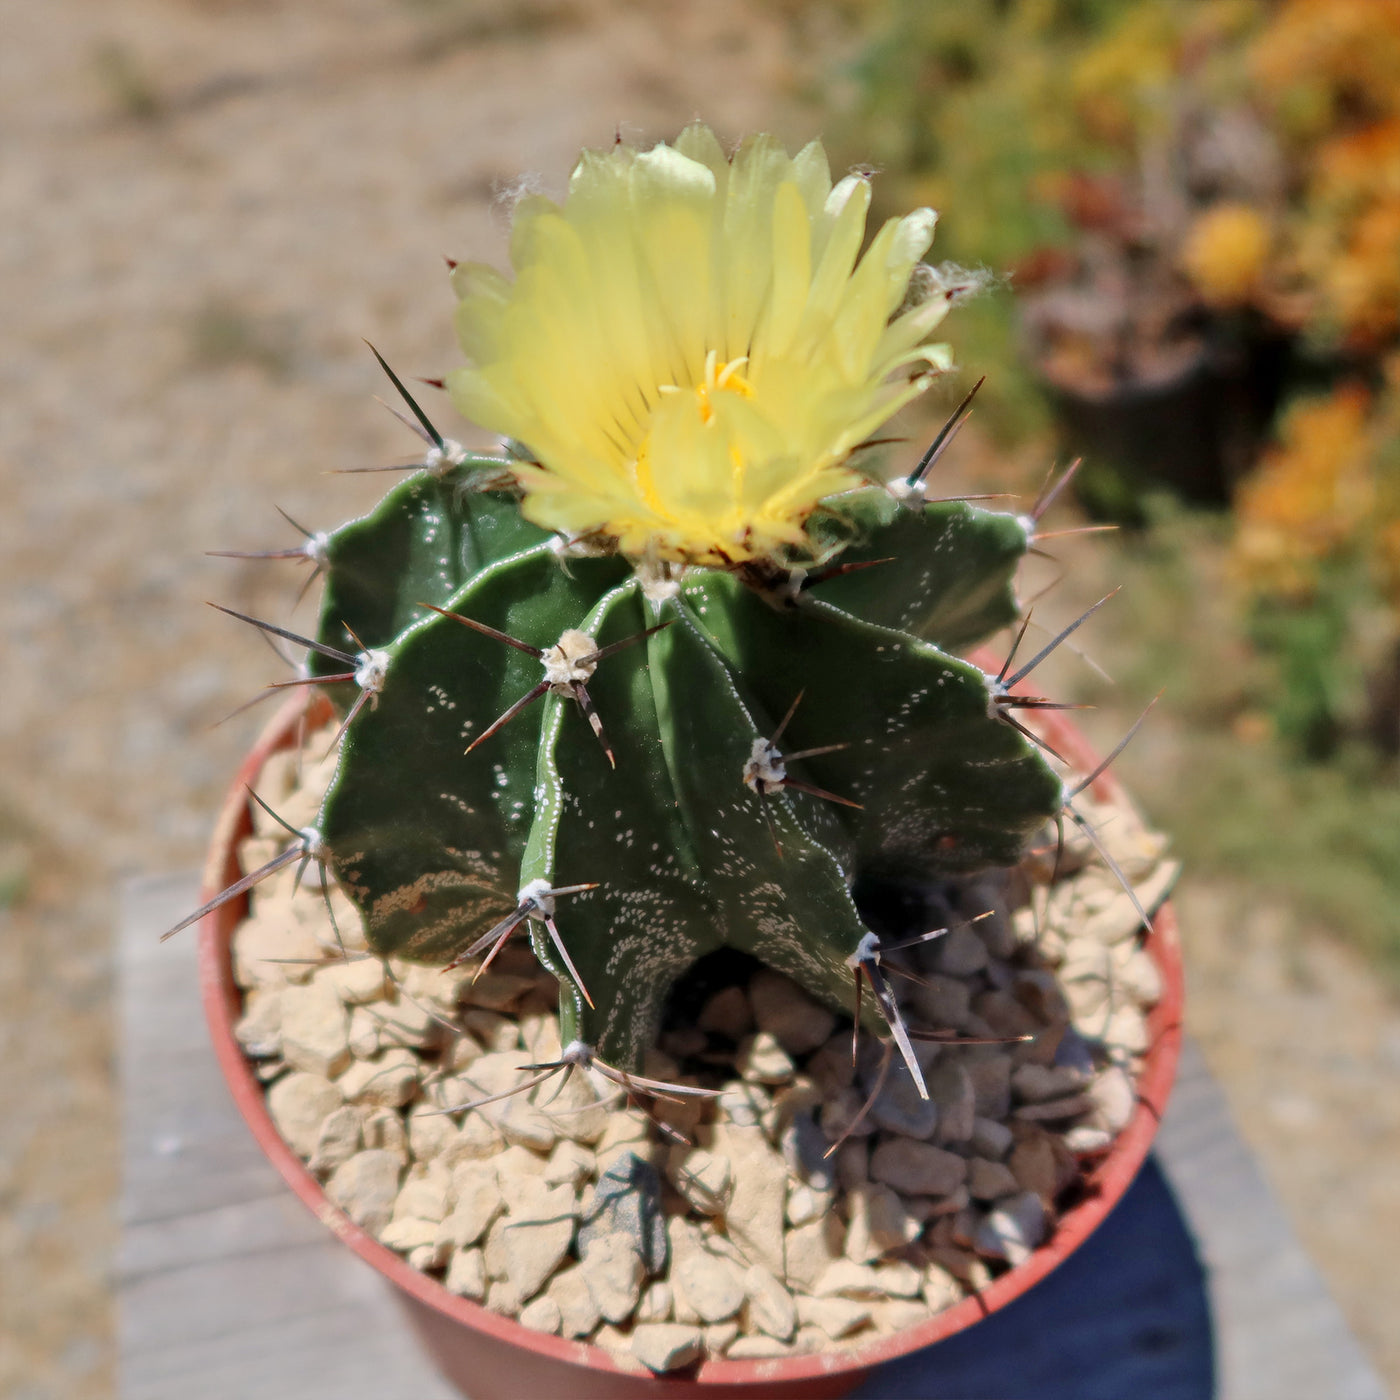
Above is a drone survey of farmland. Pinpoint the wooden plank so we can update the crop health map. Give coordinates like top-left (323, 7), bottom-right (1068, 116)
top-left (118, 873), bottom-right (458, 1400)
top-left (1154, 1041), bottom-right (1389, 1400)
top-left (119, 873), bottom-right (1389, 1400)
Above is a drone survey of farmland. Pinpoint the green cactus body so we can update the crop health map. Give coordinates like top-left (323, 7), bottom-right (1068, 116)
top-left (311, 477), bottom-right (1063, 1070)
top-left (202, 125), bottom-right (1078, 1085)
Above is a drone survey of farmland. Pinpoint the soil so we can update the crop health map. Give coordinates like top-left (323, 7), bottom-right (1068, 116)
top-left (3, 2), bottom-right (1397, 1395)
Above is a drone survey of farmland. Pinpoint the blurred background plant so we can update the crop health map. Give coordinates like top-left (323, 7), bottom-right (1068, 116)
top-left (807, 0), bottom-right (1400, 975)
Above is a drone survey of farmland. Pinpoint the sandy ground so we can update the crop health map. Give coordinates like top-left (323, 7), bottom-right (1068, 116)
top-left (1, 2), bottom-right (1396, 1395)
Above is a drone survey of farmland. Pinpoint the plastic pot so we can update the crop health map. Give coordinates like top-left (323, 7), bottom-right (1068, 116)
top-left (198, 690), bottom-right (1183, 1400)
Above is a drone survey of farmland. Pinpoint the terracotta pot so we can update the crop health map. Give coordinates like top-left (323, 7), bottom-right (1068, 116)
top-left (199, 689), bottom-right (1183, 1400)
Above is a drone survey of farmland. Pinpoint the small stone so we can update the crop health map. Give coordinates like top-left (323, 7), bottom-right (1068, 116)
top-left (438, 1163), bottom-right (502, 1249)
top-left (865, 1061), bottom-right (938, 1139)
top-left (580, 1234), bottom-right (645, 1323)
top-left (337, 1048), bottom-right (420, 1108)
top-left (439, 1114), bottom-right (505, 1166)
top-left (703, 1321), bottom-right (740, 1355)
top-left (819, 1086), bottom-right (877, 1142)
top-left (444, 1247), bottom-right (486, 1300)
top-left (870, 1139), bottom-right (967, 1197)
top-left (579, 1150), bottom-right (667, 1275)
top-left (235, 989), bottom-right (282, 1058)
top-left (967, 1157), bottom-right (1019, 1201)
top-left (1008, 1132), bottom-right (1060, 1204)
top-left (461, 1008), bottom-right (519, 1053)
top-left (909, 973), bottom-right (971, 1031)
top-left (743, 1264), bottom-right (796, 1341)
top-left (326, 1150), bottom-right (402, 1235)
top-left (795, 1293), bottom-right (871, 1339)
top-left (518, 1295), bottom-right (562, 1335)
top-left (482, 1216), bottom-right (509, 1280)
top-left (1013, 1063), bottom-right (1088, 1104)
top-left (872, 1261), bottom-right (923, 1298)
top-left (973, 991), bottom-right (1040, 1039)
top-left (280, 977), bottom-right (352, 1078)
top-left (267, 1071), bottom-right (342, 1158)
top-left (490, 1143), bottom-right (550, 1186)
top-left (369, 994), bottom-right (438, 1051)
top-left (697, 984), bottom-right (753, 1038)
top-left (1014, 1094), bottom-right (1095, 1122)
top-left (444, 1030), bottom-right (483, 1071)
top-left (783, 1214), bottom-right (845, 1292)
top-left (1064, 1125), bottom-right (1113, 1153)
top-left (844, 1183), bottom-right (920, 1262)
top-left (519, 1008), bottom-right (562, 1062)
top-left (462, 971), bottom-right (535, 1012)
top-left (494, 1099), bottom-right (558, 1153)
top-left (965, 1054), bottom-right (1013, 1118)
top-left (406, 1102), bottom-right (456, 1162)
top-left (974, 1191), bottom-right (1047, 1266)
top-left (637, 1280), bottom-right (673, 1323)
top-left (485, 1277), bottom-right (523, 1315)
top-left (667, 1148), bottom-right (732, 1216)
top-left (395, 1165), bottom-right (452, 1223)
top-left (785, 1182), bottom-right (833, 1228)
top-left (669, 1220), bottom-right (746, 1323)
top-left (501, 1180), bottom-right (576, 1299)
top-left (547, 1069), bottom-right (609, 1145)
top-left (1117, 946), bottom-right (1162, 1005)
top-left (969, 1116), bottom-right (1014, 1159)
top-left (593, 1106), bottom-right (651, 1157)
top-left (1103, 1005), bottom-right (1150, 1056)
top-left (347, 1006), bottom-right (381, 1059)
top-left (814, 1259), bottom-right (885, 1298)
top-left (928, 1061), bottom-right (976, 1144)
top-left (832, 1139), bottom-right (869, 1191)
top-left (323, 957), bottom-right (388, 1006)
top-left (361, 1107), bottom-right (409, 1164)
top-left (233, 912), bottom-right (323, 988)
top-left (749, 970), bottom-right (837, 1055)
top-left (716, 1080), bottom-right (769, 1129)
top-left (781, 1110), bottom-right (838, 1190)
top-left (806, 1034), bottom-right (856, 1096)
top-left (379, 1216), bottom-right (441, 1253)
top-left (1088, 1065), bottom-right (1136, 1133)
top-left (870, 1298), bottom-right (929, 1333)
top-left (544, 1139), bottom-right (595, 1189)
top-left (923, 1263), bottom-right (962, 1310)
top-left (727, 1335), bottom-right (797, 1359)
top-left (933, 925), bottom-right (989, 977)
top-left (737, 1031), bottom-right (796, 1085)
top-left (631, 1323), bottom-right (703, 1373)
top-left (546, 1265), bottom-right (601, 1338)
top-left (711, 1123), bottom-right (787, 1275)
top-left (308, 1104), bottom-right (362, 1175)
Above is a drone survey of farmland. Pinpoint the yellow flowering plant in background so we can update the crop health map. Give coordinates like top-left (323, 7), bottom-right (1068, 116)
top-left (447, 124), bottom-right (953, 565)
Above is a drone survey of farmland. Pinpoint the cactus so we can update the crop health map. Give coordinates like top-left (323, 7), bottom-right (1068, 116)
top-left (183, 126), bottom-right (1086, 1094)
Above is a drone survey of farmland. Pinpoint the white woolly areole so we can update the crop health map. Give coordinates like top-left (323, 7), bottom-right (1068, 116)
top-left (518, 877), bottom-right (556, 916)
top-left (886, 477), bottom-right (924, 503)
top-left (635, 556), bottom-right (683, 606)
top-left (354, 649), bottom-right (391, 694)
top-left (846, 930), bottom-right (881, 968)
top-left (298, 827), bottom-right (327, 862)
top-left (303, 532), bottom-right (331, 567)
top-left (742, 737), bottom-right (786, 794)
top-left (423, 439), bottom-right (469, 475)
top-left (541, 630), bottom-right (599, 688)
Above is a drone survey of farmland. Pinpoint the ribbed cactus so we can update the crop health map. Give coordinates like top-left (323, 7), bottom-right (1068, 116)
top-left (192, 126), bottom-right (1073, 1092)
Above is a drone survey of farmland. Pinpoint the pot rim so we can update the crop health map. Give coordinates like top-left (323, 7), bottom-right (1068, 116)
top-left (198, 685), bottom-right (1183, 1388)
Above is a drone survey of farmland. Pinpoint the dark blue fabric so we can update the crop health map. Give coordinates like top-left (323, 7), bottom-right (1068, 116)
top-left (851, 1156), bottom-right (1214, 1399)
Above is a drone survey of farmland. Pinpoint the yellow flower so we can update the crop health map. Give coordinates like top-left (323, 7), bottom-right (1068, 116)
top-left (447, 125), bottom-right (953, 564)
